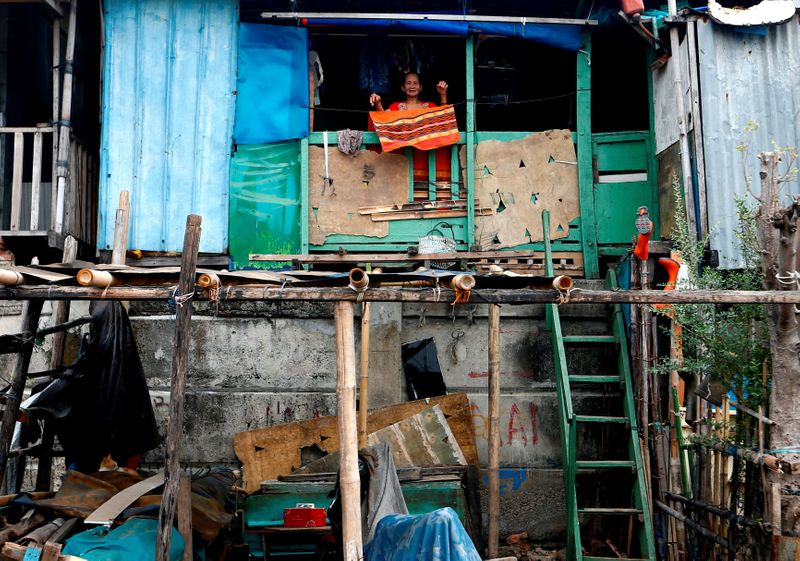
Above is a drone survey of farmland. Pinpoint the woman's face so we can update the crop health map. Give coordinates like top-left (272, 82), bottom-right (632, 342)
top-left (401, 74), bottom-right (422, 97)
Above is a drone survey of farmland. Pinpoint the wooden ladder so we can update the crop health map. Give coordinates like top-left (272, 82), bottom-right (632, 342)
top-left (542, 210), bottom-right (655, 561)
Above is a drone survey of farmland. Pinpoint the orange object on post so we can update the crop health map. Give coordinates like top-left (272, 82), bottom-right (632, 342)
top-left (655, 257), bottom-right (680, 310)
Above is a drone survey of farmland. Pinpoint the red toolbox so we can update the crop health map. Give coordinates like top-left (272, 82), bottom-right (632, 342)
top-left (283, 505), bottom-right (327, 528)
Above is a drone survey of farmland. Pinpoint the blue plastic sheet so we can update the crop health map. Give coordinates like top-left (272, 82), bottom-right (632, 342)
top-left (303, 19), bottom-right (582, 51)
top-left (364, 507), bottom-right (481, 561)
top-left (63, 518), bottom-right (185, 561)
top-left (234, 24), bottom-right (309, 144)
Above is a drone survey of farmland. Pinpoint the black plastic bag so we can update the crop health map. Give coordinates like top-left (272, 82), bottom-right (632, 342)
top-left (401, 338), bottom-right (447, 401)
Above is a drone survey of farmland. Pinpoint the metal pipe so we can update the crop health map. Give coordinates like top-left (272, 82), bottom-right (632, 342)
top-left (261, 12), bottom-right (598, 26)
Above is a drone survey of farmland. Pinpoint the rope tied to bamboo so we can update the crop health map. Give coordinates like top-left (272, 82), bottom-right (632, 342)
top-left (774, 270), bottom-right (800, 311)
top-left (169, 286), bottom-right (195, 308)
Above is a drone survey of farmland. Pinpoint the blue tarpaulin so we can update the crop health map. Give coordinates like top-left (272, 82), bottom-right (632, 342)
top-left (63, 518), bottom-right (185, 561)
top-left (364, 507), bottom-right (481, 561)
top-left (234, 24), bottom-right (309, 144)
top-left (303, 19), bottom-right (583, 51)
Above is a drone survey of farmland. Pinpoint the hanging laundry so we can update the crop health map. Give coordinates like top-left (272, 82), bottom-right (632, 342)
top-left (369, 105), bottom-right (460, 153)
top-left (309, 50), bottom-right (324, 105)
top-left (337, 129), bottom-right (363, 155)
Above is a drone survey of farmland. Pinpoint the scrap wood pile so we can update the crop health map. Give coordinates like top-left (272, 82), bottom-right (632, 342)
top-left (0, 468), bottom-right (236, 561)
top-left (234, 393), bottom-right (485, 550)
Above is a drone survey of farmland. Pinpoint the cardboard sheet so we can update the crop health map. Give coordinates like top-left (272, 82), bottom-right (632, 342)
top-left (462, 130), bottom-right (580, 249)
top-left (308, 147), bottom-right (409, 245)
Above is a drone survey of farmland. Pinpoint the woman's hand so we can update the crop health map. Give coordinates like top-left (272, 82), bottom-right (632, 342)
top-left (436, 81), bottom-right (449, 104)
top-left (369, 93), bottom-right (384, 111)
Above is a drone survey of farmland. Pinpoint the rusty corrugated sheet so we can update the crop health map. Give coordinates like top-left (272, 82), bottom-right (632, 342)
top-left (697, 16), bottom-right (800, 268)
top-left (98, 0), bottom-right (239, 253)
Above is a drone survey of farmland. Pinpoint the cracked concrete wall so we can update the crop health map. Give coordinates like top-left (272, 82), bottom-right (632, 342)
top-left (127, 280), bottom-right (614, 539)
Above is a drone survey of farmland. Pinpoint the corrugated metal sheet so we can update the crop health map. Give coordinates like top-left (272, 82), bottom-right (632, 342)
top-left (698, 16), bottom-right (800, 268)
top-left (98, 0), bottom-right (238, 253)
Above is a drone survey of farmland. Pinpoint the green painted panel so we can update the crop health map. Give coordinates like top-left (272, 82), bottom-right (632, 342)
top-left (593, 136), bottom-right (649, 173)
top-left (316, 217), bottom-right (469, 250)
top-left (229, 142), bottom-right (302, 269)
top-left (594, 181), bottom-right (651, 244)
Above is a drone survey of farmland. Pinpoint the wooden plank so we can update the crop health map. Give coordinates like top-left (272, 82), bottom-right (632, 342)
top-left (10, 132), bottom-right (24, 230)
top-left (30, 132), bottom-right (43, 230)
top-left (111, 191), bottom-right (130, 266)
top-left (576, 29), bottom-right (598, 278)
top-left (85, 472), bottom-right (165, 525)
top-left (369, 208), bottom-right (492, 222)
top-left (0, 543), bottom-right (84, 561)
top-left (250, 250), bottom-right (540, 263)
top-left (40, 542), bottom-right (62, 561)
top-left (234, 393), bottom-right (477, 494)
top-left (0, 127), bottom-right (54, 134)
top-left (156, 215), bottom-right (202, 561)
top-left (359, 199), bottom-right (469, 215)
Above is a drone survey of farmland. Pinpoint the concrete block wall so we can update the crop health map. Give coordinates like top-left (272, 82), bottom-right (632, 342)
top-left (129, 280), bottom-right (618, 539)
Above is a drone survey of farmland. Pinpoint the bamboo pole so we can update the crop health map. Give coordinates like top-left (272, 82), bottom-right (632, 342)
top-left (334, 301), bottom-right (363, 561)
top-left (156, 215), bottom-right (202, 561)
top-left (53, 0), bottom-right (77, 234)
top-left (8, 287), bottom-right (800, 304)
top-left (35, 235), bottom-right (77, 491)
top-left (487, 303), bottom-right (501, 558)
top-left (76, 269), bottom-right (116, 287)
top-left (0, 270), bottom-right (24, 286)
top-left (0, 301), bottom-right (44, 487)
top-left (358, 301), bottom-right (371, 449)
top-left (51, 16), bottom-right (60, 228)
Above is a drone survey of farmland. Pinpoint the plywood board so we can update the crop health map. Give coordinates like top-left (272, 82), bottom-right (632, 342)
top-left (295, 405), bottom-right (467, 474)
top-left (308, 147), bottom-right (409, 245)
top-left (462, 130), bottom-right (579, 249)
top-left (234, 393), bottom-right (477, 493)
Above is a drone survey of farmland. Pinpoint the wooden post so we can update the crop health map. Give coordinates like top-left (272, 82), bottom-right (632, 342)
top-left (156, 215), bottom-right (201, 561)
top-left (334, 301), bottom-right (363, 561)
top-left (177, 474), bottom-right (192, 561)
top-left (358, 302), bottom-right (371, 449)
top-left (0, 301), bottom-right (44, 486)
top-left (111, 191), bottom-right (130, 266)
top-left (487, 303), bottom-right (501, 558)
top-left (10, 132), bottom-right (23, 231)
top-left (54, 0), bottom-right (77, 234)
top-left (51, 17), bottom-right (61, 227)
top-left (35, 235), bottom-right (78, 491)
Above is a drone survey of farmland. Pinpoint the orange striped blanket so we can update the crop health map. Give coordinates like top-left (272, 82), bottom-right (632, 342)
top-left (369, 105), bottom-right (461, 152)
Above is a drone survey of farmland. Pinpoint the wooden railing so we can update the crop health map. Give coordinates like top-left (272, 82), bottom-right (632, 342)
top-left (1, 125), bottom-right (96, 245)
top-left (3, 125), bottom-right (54, 231)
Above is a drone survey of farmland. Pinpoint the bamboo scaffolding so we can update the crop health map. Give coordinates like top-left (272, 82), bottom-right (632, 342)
top-left (487, 303), bottom-right (501, 559)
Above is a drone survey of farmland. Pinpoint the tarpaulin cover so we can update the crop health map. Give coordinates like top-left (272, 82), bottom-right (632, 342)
top-left (303, 19), bottom-right (583, 51)
top-left (364, 507), bottom-right (481, 561)
top-left (229, 142), bottom-right (302, 269)
top-left (23, 301), bottom-right (160, 472)
top-left (401, 337), bottom-right (447, 401)
top-left (63, 518), bottom-right (184, 561)
top-left (234, 24), bottom-right (309, 144)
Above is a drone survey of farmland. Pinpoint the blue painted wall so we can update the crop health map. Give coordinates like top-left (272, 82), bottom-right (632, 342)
top-left (98, 0), bottom-right (238, 253)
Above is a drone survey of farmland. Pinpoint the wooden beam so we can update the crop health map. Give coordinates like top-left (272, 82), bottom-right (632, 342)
top-left (111, 190), bottom-right (130, 266)
top-left (250, 250), bottom-right (544, 263)
top-left (10, 132), bottom-right (24, 231)
top-left (30, 132), bottom-right (43, 230)
top-left (6, 286), bottom-right (800, 305)
top-left (334, 301), bottom-right (363, 561)
top-left (156, 215), bottom-right (202, 561)
top-left (487, 303), bottom-right (501, 558)
top-left (53, 0), bottom-right (77, 234)
top-left (177, 475), bottom-right (192, 561)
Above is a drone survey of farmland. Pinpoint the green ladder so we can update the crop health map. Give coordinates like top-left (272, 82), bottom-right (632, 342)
top-left (542, 211), bottom-right (655, 561)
